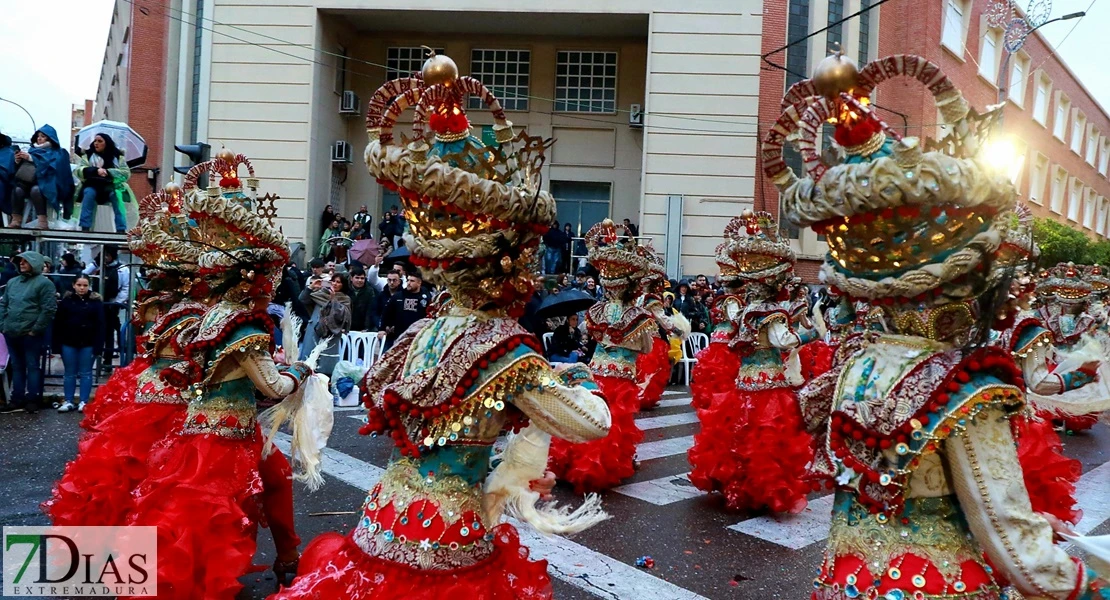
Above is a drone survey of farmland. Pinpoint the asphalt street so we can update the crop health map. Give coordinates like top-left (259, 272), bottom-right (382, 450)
top-left (3, 386), bottom-right (1109, 600)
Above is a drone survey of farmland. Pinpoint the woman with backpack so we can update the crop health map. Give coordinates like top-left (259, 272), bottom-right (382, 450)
top-left (75, 134), bottom-right (135, 233)
top-left (53, 275), bottom-right (105, 413)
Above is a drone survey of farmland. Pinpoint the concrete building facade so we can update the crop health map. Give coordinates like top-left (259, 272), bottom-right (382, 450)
top-left (149, 0), bottom-right (769, 275)
top-left (70, 100), bottom-right (93, 154)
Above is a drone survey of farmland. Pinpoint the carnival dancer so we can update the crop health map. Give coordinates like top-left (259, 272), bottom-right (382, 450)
top-left (120, 152), bottom-right (316, 599)
top-left (634, 241), bottom-right (689, 410)
top-left (689, 224), bottom-right (748, 412)
top-left (43, 185), bottom-right (205, 528)
top-left (1034, 264), bottom-right (1104, 431)
top-left (687, 209), bottom-right (820, 513)
top-left (272, 52), bottom-right (611, 600)
top-left (548, 219), bottom-right (652, 493)
top-left (771, 50), bottom-right (1110, 599)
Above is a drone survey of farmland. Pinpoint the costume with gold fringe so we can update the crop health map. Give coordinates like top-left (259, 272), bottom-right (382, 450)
top-left (686, 210), bottom-right (821, 513)
top-left (43, 185), bottom-right (204, 528)
top-left (634, 240), bottom-right (688, 410)
top-left (116, 153), bottom-right (316, 600)
top-left (775, 51), bottom-right (1110, 600)
top-left (273, 52), bottom-right (611, 600)
top-left (547, 219), bottom-right (651, 493)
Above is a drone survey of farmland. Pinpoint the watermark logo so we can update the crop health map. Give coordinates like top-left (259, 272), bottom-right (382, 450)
top-left (3, 526), bottom-right (157, 597)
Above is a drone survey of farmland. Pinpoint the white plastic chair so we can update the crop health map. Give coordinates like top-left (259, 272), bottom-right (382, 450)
top-left (342, 332), bottom-right (379, 366)
top-left (679, 332), bottom-right (710, 385)
top-left (542, 332), bottom-right (554, 355)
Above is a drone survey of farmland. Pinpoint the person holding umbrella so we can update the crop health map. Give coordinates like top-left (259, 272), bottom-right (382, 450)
top-left (75, 134), bottom-right (135, 233)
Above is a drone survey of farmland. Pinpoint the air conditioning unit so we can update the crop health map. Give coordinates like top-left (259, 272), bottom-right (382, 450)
top-left (331, 140), bottom-right (352, 164)
top-left (629, 103), bottom-right (644, 128)
top-left (339, 90), bottom-right (359, 115)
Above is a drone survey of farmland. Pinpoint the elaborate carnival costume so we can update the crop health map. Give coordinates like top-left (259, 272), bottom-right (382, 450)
top-left (548, 220), bottom-right (651, 493)
top-left (43, 185), bottom-right (205, 527)
top-left (273, 53), bottom-right (611, 600)
top-left (1032, 264), bottom-right (1107, 432)
top-left (121, 152), bottom-right (316, 599)
top-left (689, 224), bottom-right (748, 412)
top-left (634, 241), bottom-right (689, 410)
top-left (687, 210), bottom-right (820, 513)
top-left (770, 51), bottom-right (1110, 599)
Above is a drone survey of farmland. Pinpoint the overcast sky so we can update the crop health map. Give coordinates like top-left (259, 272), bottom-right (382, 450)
top-left (0, 0), bottom-right (1106, 145)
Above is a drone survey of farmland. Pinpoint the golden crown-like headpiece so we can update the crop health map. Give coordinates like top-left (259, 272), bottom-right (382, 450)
top-left (1036, 262), bottom-right (1094, 304)
top-left (127, 184), bottom-right (201, 273)
top-left (584, 220), bottom-right (650, 292)
top-left (766, 53), bottom-right (1016, 301)
top-left (720, 210), bottom-right (796, 286)
top-left (365, 50), bottom-right (555, 312)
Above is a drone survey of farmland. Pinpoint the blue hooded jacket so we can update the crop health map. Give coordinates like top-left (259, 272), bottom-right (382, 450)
top-left (27, 125), bottom-right (75, 216)
top-left (0, 133), bottom-right (14, 214)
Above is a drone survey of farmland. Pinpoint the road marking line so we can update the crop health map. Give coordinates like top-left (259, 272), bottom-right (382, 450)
top-left (654, 397), bottom-right (693, 409)
top-left (1074, 460), bottom-right (1110, 534)
top-left (613, 472), bottom-right (703, 505)
top-left (662, 390), bottom-right (685, 397)
top-left (728, 459), bottom-right (1110, 550)
top-left (636, 435), bottom-right (695, 461)
top-left (635, 412), bottom-right (699, 430)
top-left (271, 433), bottom-right (709, 600)
top-left (333, 406), bottom-right (365, 412)
top-left (726, 494), bottom-right (834, 550)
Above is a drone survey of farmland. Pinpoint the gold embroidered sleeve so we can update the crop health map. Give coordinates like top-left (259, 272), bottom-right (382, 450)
top-left (1019, 343), bottom-right (1065, 396)
top-left (947, 408), bottom-right (1086, 600)
top-left (514, 365), bottom-right (611, 444)
top-left (237, 350), bottom-right (298, 399)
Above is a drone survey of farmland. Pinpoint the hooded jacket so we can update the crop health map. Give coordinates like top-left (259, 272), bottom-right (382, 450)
top-left (0, 251), bottom-right (59, 336)
top-left (74, 144), bottom-right (135, 209)
top-left (0, 133), bottom-right (14, 214)
top-left (27, 125), bottom-right (75, 216)
top-left (52, 290), bottom-right (105, 352)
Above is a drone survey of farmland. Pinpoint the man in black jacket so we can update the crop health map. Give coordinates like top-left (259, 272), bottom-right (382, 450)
top-left (371, 270), bottom-right (403, 331)
top-left (347, 265), bottom-right (377, 331)
top-left (377, 272), bottom-right (431, 350)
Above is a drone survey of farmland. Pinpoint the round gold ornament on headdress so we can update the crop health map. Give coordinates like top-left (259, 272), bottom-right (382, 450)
top-left (812, 51), bottom-right (860, 100)
top-left (422, 52), bottom-right (459, 87)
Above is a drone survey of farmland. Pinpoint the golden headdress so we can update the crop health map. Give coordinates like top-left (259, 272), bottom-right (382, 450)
top-left (766, 53), bottom-right (1016, 301)
top-left (127, 183), bottom-right (201, 273)
top-left (365, 51), bottom-right (554, 315)
top-left (635, 240), bottom-right (667, 291)
top-left (584, 219), bottom-right (650, 294)
top-left (1036, 263), bottom-right (1094, 304)
top-left (722, 209), bottom-right (796, 287)
top-left (177, 150), bottom-right (290, 298)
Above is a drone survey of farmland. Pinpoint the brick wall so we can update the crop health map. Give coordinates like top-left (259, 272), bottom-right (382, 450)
top-left (125, 1), bottom-right (169, 198)
top-left (877, 0), bottom-right (1110, 238)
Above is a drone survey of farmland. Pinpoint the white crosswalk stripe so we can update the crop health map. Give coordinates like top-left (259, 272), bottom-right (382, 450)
top-left (655, 397), bottom-right (693, 409)
top-left (635, 435), bottom-right (695, 460)
top-left (613, 473), bottom-right (702, 505)
top-left (272, 432), bottom-right (710, 600)
top-left (634, 412), bottom-right (700, 430)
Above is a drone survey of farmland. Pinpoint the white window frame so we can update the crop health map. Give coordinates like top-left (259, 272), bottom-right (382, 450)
top-left (1071, 111), bottom-right (1086, 154)
top-left (385, 46), bottom-right (444, 81)
top-left (1008, 52), bottom-right (1029, 107)
top-left (1085, 127), bottom-right (1099, 165)
top-left (1099, 197), bottom-right (1110, 237)
top-left (1054, 93), bottom-right (1070, 140)
top-left (1009, 141), bottom-right (1028, 187)
top-left (941, 0), bottom-right (968, 56)
top-left (554, 50), bottom-right (618, 114)
top-left (978, 27), bottom-right (1001, 84)
top-left (1028, 153), bottom-right (1049, 205)
top-left (1033, 74), bottom-right (1051, 125)
top-left (468, 49), bottom-right (531, 112)
top-left (1050, 166), bottom-right (1067, 214)
top-left (1068, 178), bottom-right (1082, 222)
top-left (1099, 139), bottom-right (1110, 176)
top-left (1084, 186), bottom-right (1097, 230)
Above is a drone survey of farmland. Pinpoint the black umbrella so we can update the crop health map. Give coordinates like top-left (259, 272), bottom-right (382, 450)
top-left (535, 288), bottom-right (598, 320)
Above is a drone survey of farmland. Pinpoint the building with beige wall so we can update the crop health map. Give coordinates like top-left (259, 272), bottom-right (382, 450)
top-left (155, 0), bottom-right (770, 275)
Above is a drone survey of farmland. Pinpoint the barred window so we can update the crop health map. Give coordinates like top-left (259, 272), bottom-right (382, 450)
top-left (555, 51), bottom-right (617, 113)
top-left (386, 46), bottom-right (444, 81)
top-left (858, 0), bottom-right (872, 64)
top-left (468, 49), bottom-right (530, 111)
top-left (785, 0), bottom-right (810, 89)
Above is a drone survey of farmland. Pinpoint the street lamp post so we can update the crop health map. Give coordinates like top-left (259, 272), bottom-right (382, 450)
top-left (997, 11), bottom-right (1086, 104)
top-left (0, 97), bottom-right (36, 136)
